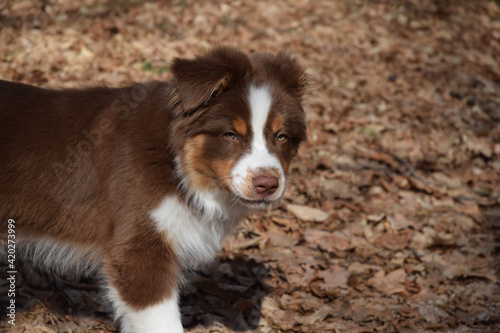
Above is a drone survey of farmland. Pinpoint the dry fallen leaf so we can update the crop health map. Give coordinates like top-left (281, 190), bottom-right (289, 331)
top-left (1, 1), bottom-right (499, 332)
top-left (368, 269), bottom-right (407, 295)
top-left (287, 204), bottom-right (330, 222)
top-left (443, 265), bottom-right (498, 282)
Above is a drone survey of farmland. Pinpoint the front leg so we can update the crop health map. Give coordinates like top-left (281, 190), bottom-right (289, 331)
top-left (107, 287), bottom-right (183, 333)
top-left (104, 224), bottom-right (182, 333)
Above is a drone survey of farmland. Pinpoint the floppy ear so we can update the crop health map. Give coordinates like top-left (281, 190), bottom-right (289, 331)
top-left (171, 47), bottom-right (252, 114)
top-left (251, 51), bottom-right (308, 98)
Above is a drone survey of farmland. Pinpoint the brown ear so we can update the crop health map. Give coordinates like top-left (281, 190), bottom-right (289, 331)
top-left (251, 51), bottom-right (308, 98)
top-left (171, 47), bottom-right (252, 113)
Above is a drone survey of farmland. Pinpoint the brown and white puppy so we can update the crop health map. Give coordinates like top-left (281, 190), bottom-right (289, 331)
top-left (0, 47), bottom-right (307, 332)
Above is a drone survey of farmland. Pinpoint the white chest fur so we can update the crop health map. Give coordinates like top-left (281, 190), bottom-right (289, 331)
top-left (149, 191), bottom-right (245, 269)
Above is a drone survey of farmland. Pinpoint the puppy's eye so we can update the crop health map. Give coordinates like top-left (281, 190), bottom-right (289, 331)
top-left (224, 132), bottom-right (238, 140)
top-left (276, 134), bottom-right (288, 142)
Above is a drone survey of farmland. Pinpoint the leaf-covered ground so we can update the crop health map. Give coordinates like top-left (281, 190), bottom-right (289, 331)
top-left (1, 0), bottom-right (500, 332)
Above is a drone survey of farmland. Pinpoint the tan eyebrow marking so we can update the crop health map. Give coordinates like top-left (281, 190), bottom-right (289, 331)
top-left (233, 117), bottom-right (247, 136)
top-left (272, 116), bottom-right (284, 133)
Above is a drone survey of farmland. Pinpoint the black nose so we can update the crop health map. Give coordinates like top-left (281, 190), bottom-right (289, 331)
top-left (253, 175), bottom-right (279, 196)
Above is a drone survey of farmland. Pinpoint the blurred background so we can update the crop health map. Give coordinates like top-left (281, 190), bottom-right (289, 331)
top-left (1, 1), bottom-right (499, 332)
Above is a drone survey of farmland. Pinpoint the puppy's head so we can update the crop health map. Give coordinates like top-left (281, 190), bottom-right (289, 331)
top-left (170, 47), bottom-right (307, 208)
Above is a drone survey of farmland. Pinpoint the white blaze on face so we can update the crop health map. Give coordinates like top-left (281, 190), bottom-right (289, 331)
top-left (231, 85), bottom-right (285, 201)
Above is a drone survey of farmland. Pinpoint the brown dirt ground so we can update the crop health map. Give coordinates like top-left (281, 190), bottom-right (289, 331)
top-left (1, 0), bottom-right (499, 332)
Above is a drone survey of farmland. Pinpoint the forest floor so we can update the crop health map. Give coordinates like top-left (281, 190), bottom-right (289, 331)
top-left (1, 0), bottom-right (500, 332)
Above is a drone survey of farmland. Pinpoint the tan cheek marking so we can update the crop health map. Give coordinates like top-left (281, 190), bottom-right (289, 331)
top-left (211, 159), bottom-right (236, 191)
top-left (272, 116), bottom-right (284, 133)
top-left (281, 159), bottom-right (290, 173)
top-left (183, 136), bottom-right (238, 191)
top-left (233, 118), bottom-right (247, 136)
top-left (183, 135), bottom-right (213, 190)
top-left (184, 135), bottom-right (205, 167)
